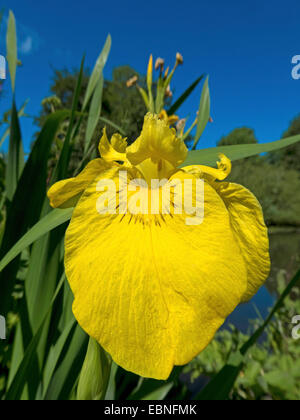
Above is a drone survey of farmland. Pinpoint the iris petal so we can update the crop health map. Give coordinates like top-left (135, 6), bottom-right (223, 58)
top-left (126, 113), bottom-right (188, 168)
top-left (182, 154), bottom-right (232, 181)
top-left (214, 182), bottom-right (271, 302)
top-left (98, 128), bottom-right (127, 162)
top-left (65, 170), bottom-right (247, 379)
top-left (47, 159), bottom-right (115, 209)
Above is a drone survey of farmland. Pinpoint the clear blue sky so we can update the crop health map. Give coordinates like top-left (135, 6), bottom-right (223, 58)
top-left (1, 0), bottom-right (300, 152)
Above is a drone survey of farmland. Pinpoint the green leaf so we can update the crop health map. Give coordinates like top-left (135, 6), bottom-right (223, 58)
top-left (4, 276), bottom-right (65, 400)
top-left (137, 86), bottom-right (149, 110)
top-left (0, 99), bottom-right (29, 148)
top-left (6, 10), bottom-right (17, 92)
top-left (44, 325), bottom-right (88, 400)
top-left (22, 62), bottom-right (84, 366)
top-left (0, 111), bottom-right (70, 374)
top-left (0, 208), bottom-right (73, 273)
top-left (16, 62), bottom-right (84, 381)
top-left (193, 76), bottom-right (210, 149)
top-left (167, 75), bottom-right (204, 116)
top-left (22, 63), bottom-right (85, 370)
top-left (264, 371), bottom-right (294, 392)
top-left (105, 362), bottom-right (118, 400)
top-left (5, 99), bottom-right (24, 201)
top-left (0, 109), bottom-right (69, 253)
top-left (195, 267), bottom-right (300, 400)
top-left (84, 73), bottom-right (104, 153)
top-left (183, 133), bottom-right (300, 167)
top-left (42, 318), bottom-right (76, 398)
top-left (24, 221), bottom-right (65, 345)
top-left (196, 364), bottom-right (242, 401)
top-left (141, 383), bottom-right (173, 400)
top-left (5, 323), bottom-right (43, 400)
top-left (6, 322), bottom-right (25, 390)
top-left (51, 58), bottom-right (85, 182)
top-left (127, 367), bottom-right (182, 400)
top-left (40, 277), bottom-right (77, 399)
top-left (73, 111), bottom-right (127, 137)
top-left (98, 116), bottom-right (126, 136)
top-left (82, 35), bottom-right (111, 111)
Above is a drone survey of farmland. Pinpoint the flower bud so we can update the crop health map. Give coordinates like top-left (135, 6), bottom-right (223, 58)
top-left (77, 338), bottom-right (112, 400)
top-left (126, 75), bottom-right (138, 88)
top-left (155, 57), bottom-right (165, 71)
top-left (176, 52), bottom-right (183, 65)
top-left (165, 84), bottom-right (173, 98)
top-left (176, 118), bottom-right (186, 132)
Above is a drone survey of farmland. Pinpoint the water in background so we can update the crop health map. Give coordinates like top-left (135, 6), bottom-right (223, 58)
top-left (226, 230), bottom-right (300, 332)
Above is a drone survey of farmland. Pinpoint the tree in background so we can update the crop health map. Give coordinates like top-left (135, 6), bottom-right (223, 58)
top-left (269, 114), bottom-right (300, 171)
top-left (36, 65), bottom-right (147, 142)
top-left (218, 127), bottom-right (258, 146)
top-left (35, 65), bottom-right (147, 176)
top-left (102, 66), bottom-right (147, 142)
top-left (228, 159), bottom-right (300, 226)
top-left (217, 126), bottom-right (300, 226)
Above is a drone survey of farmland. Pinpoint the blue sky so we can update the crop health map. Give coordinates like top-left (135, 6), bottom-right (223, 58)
top-left (1, 0), bottom-right (300, 152)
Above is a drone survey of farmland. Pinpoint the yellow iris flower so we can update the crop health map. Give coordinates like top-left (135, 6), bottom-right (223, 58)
top-left (48, 113), bottom-right (270, 380)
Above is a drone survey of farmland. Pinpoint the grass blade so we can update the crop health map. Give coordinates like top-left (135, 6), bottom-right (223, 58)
top-left (141, 383), bottom-right (173, 400)
top-left (42, 318), bottom-right (76, 398)
top-left (0, 110), bottom-right (70, 316)
top-left (4, 276), bottom-right (65, 400)
top-left (1, 109), bottom-right (69, 251)
top-left (6, 10), bottom-right (17, 92)
top-left (84, 73), bottom-right (103, 152)
top-left (51, 58), bottom-right (85, 182)
top-left (82, 35), bottom-right (111, 111)
top-left (98, 116), bottom-right (126, 136)
top-left (5, 99), bottom-right (24, 201)
top-left (127, 367), bottom-right (182, 400)
top-left (0, 208), bottom-right (72, 273)
top-left (183, 133), bottom-right (300, 167)
top-left (193, 76), bottom-right (210, 150)
top-left (44, 325), bottom-right (88, 400)
top-left (0, 99), bottom-right (29, 148)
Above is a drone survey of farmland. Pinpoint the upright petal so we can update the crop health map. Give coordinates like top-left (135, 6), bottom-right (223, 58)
top-left (214, 182), bottom-right (270, 302)
top-left (98, 128), bottom-right (127, 162)
top-left (65, 170), bottom-right (247, 379)
top-left (126, 113), bottom-right (187, 167)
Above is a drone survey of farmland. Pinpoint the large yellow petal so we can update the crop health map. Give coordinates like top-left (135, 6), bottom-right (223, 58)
top-left (214, 182), bottom-right (270, 302)
top-left (47, 158), bottom-right (114, 209)
top-left (65, 170), bottom-right (247, 379)
top-left (126, 113), bottom-right (188, 167)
